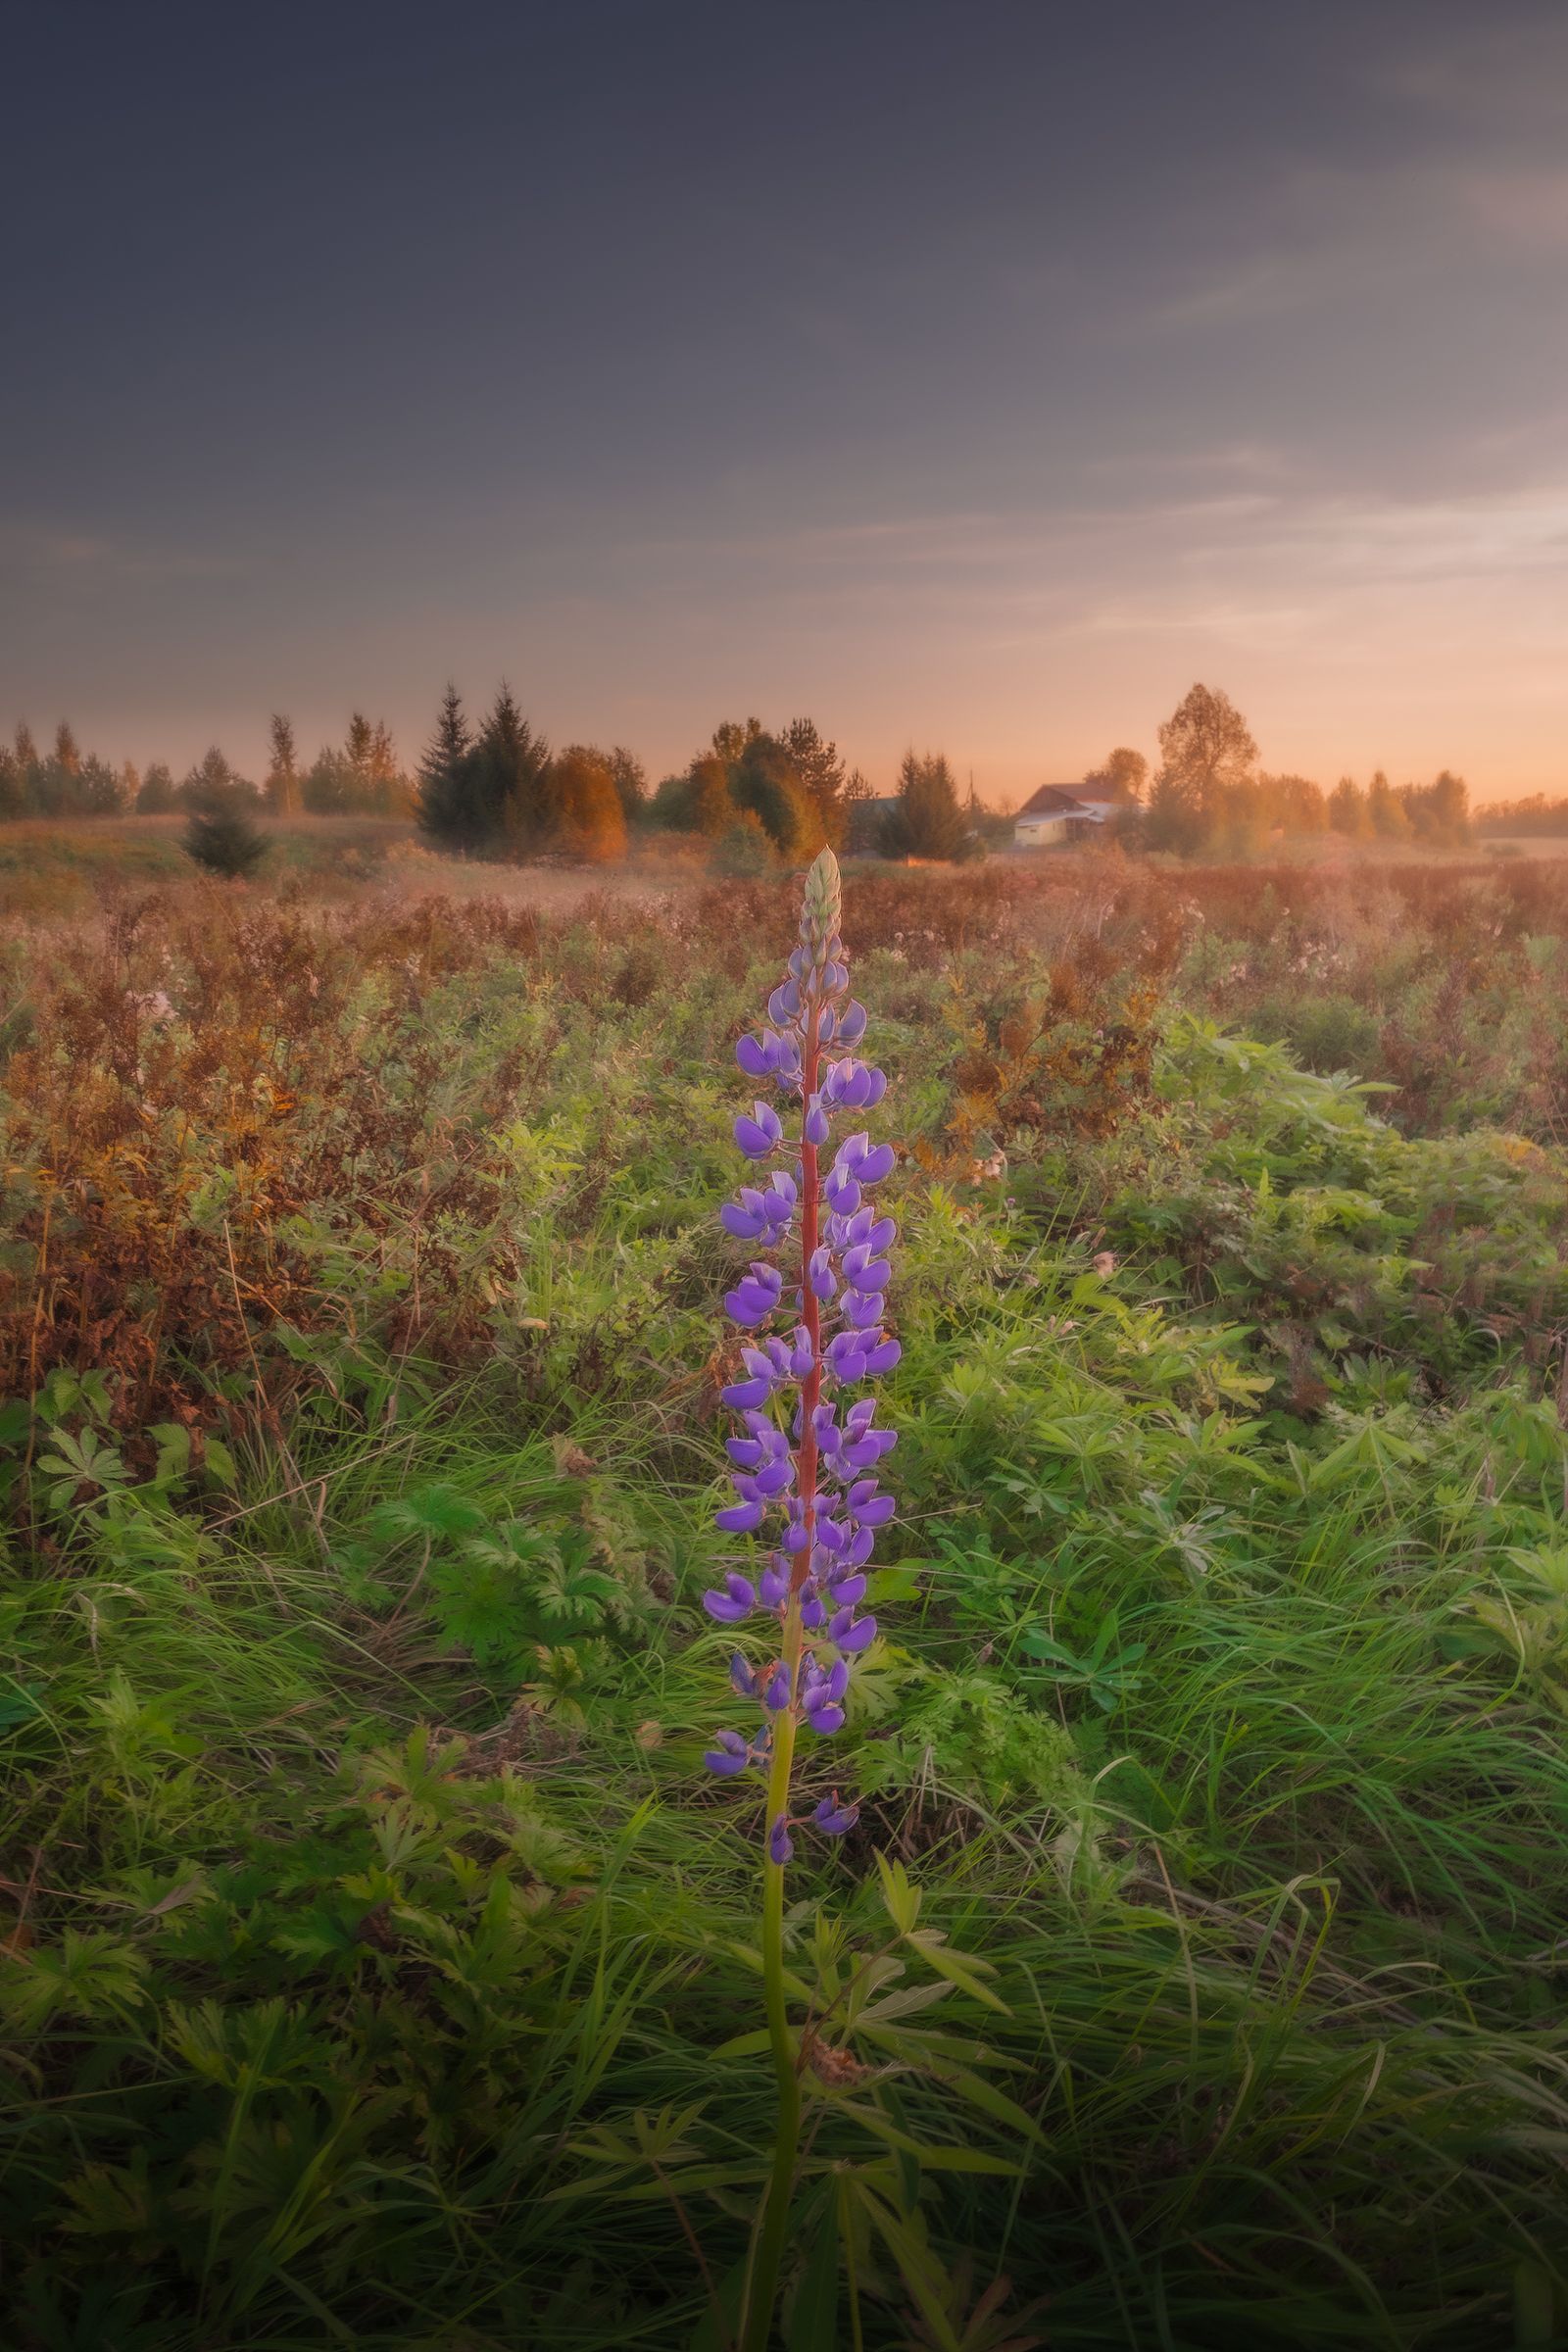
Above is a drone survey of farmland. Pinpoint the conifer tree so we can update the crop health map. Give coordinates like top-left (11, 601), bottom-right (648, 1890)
top-left (780, 716), bottom-right (848, 835)
top-left (345, 711), bottom-right (375, 800)
top-left (415, 684), bottom-right (474, 846)
top-left (180, 745), bottom-right (248, 803)
top-left (882, 750), bottom-right (966, 859)
top-left (473, 685), bottom-right (552, 849)
top-left (137, 761), bottom-right (178, 814)
top-left (607, 745), bottom-right (647, 819)
top-left (183, 780), bottom-right (269, 877)
top-left (266, 714), bottom-right (300, 815)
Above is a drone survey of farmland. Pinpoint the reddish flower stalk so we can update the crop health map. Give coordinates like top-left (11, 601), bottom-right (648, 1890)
top-left (702, 847), bottom-right (898, 2349)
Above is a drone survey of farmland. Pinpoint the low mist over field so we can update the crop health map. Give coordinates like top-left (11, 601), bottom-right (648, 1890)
top-left (6, 6), bottom-right (1568, 2349)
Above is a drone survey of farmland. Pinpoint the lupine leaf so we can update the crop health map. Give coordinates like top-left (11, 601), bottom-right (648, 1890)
top-left (906, 1930), bottom-right (1009, 2014)
top-left (875, 1851), bottom-right (922, 1935)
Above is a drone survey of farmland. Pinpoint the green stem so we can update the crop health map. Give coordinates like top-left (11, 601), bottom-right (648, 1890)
top-left (743, 1694), bottom-right (801, 2352)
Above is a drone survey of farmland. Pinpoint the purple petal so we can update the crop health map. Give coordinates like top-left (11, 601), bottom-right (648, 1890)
top-left (704, 1574), bottom-right (758, 1620)
top-left (832, 1611), bottom-right (877, 1654)
top-left (715, 1499), bottom-right (766, 1534)
top-left (767, 1813), bottom-right (794, 1866)
top-left (823, 1169), bottom-right (860, 1216)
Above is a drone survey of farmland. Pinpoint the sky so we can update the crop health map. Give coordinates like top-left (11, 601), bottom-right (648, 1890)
top-left (4, 0), bottom-right (1567, 808)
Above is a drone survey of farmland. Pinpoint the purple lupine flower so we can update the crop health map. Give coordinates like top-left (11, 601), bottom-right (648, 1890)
top-left (724, 1262), bottom-right (784, 1326)
top-left (703, 847), bottom-right (897, 1866)
top-left (735, 1101), bottom-right (784, 1159)
top-left (703, 1572), bottom-right (758, 1621)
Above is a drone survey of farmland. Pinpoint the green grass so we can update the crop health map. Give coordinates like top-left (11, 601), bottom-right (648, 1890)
top-left (3, 870), bottom-right (1568, 2348)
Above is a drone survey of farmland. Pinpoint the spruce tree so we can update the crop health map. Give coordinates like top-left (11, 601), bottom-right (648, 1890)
top-left (137, 761), bottom-right (178, 814)
top-left (415, 685), bottom-right (473, 846)
top-left (345, 712), bottom-right (375, 808)
top-left (882, 751), bottom-right (965, 859)
top-left (607, 745), bottom-right (647, 819)
top-left (780, 716), bottom-right (848, 838)
top-left (266, 714), bottom-right (300, 815)
top-left (183, 783), bottom-right (269, 877)
top-left (473, 686), bottom-right (552, 851)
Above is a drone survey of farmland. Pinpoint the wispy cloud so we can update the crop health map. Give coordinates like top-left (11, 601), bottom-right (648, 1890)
top-left (0, 523), bottom-right (245, 585)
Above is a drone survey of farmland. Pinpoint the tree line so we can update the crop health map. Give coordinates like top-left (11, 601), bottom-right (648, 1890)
top-left (411, 689), bottom-right (991, 864)
top-left (0, 692), bottom-right (984, 864)
top-left (1137, 685), bottom-right (1473, 853)
top-left (1472, 793), bottom-right (1568, 838)
top-left (0, 679), bottom-right (1485, 862)
top-left (0, 713), bottom-right (414, 822)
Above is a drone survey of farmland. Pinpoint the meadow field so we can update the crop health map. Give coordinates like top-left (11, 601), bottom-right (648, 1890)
top-left (5, 835), bottom-right (1568, 2349)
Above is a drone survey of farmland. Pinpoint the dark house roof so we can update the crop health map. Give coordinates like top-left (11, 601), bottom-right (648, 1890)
top-left (1017, 783), bottom-right (1092, 819)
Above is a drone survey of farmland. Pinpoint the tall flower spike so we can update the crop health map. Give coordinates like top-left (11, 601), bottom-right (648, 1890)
top-left (708, 846), bottom-right (899, 2352)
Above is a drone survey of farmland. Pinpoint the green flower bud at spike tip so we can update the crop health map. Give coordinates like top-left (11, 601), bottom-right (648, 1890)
top-left (802, 846), bottom-right (842, 963)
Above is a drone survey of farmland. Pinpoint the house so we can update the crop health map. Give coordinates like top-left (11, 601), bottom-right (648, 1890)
top-left (1013, 783), bottom-right (1103, 850)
